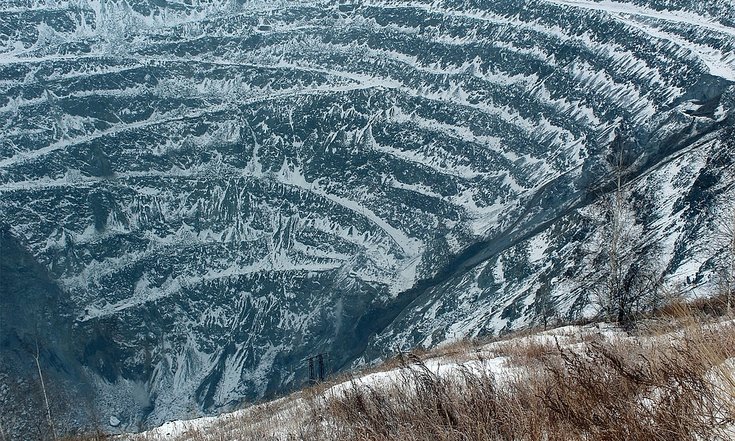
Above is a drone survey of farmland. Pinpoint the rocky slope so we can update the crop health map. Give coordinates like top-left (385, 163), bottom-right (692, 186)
top-left (1, 0), bottom-right (733, 436)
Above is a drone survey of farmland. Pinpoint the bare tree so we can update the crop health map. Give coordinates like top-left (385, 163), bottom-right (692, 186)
top-left (34, 340), bottom-right (57, 441)
top-left (607, 146), bottom-right (628, 322)
top-left (0, 418), bottom-right (7, 441)
top-left (727, 204), bottom-right (735, 312)
top-left (701, 149), bottom-right (735, 313)
top-left (713, 201), bottom-right (735, 313)
top-left (534, 283), bottom-right (558, 330)
top-left (584, 131), bottom-right (663, 324)
top-left (591, 143), bottom-right (640, 323)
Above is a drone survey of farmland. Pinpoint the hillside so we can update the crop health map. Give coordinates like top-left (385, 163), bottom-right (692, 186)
top-left (123, 307), bottom-right (735, 441)
top-left (1, 0), bottom-right (734, 436)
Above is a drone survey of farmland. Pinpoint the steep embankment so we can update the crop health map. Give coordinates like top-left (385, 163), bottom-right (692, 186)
top-left (126, 313), bottom-right (735, 441)
top-left (0, 0), bottom-right (734, 435)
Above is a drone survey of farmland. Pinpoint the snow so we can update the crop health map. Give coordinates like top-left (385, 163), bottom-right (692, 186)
top-left (272, 161), bottom-right (424, 259)
top-left (543, 0), bottom-right (735, 38)
top-left (539, 0), bottom-right (735, 81)
top-left (609, 12), bottom-right (735, 81)
top-left (2, 0), bottom-right (733, 432)
top-left (129, 347), bottom-right (518, 440)
top-left (123, 321), bottom-right (634, 440)
top-left (527, 232), bottom-right (550, 264)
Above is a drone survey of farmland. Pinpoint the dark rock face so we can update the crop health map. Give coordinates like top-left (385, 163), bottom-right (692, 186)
top-left (1, 0), bottom-right (733, 436)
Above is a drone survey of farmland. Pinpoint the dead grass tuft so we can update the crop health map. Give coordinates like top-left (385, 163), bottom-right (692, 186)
top-left (491, 338), bottom-right (559, 368)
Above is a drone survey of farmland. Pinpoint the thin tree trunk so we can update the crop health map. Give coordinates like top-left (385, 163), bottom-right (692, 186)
top-left (0, 419), bottom-right (7, 441)
top-left (729, 205), bottom-right (735, 314)
top-left (34, 341), bottom-right (57, 441)
top-left (610, 147), bottom-right (624, 322)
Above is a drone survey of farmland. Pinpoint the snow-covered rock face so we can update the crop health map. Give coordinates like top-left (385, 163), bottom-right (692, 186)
top-left (0, 0), bottom-right (733, 436)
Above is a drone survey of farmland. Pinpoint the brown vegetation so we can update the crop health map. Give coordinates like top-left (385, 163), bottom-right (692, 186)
top-left (309, 320), bottom-right (735, 441)
top-left (97, 304), bottom-right (735, 441)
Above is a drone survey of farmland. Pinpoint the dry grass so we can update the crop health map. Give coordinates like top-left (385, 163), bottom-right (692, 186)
top-left (490, 338), bottom-right (558, 368)
top-left (633, 292), bottom-right (732, 337)
top-left (63, 297), bottom-right (735, 441)
top-left (306, 320), bottom-right (735, 441)
top-left (654, 291), bottom-right (731, 320)
top-left (136, 316), bottom-right (735, 441)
